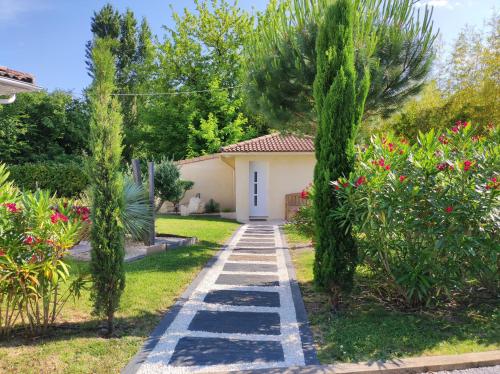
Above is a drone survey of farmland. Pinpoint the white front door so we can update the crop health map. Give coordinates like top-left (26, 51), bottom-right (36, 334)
top-left (249, 161), bottom-right (268, 218)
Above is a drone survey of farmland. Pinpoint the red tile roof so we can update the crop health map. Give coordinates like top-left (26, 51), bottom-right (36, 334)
top-left (0, 66), bottom-right (35, 84)
top-left (221, 133), bottom-right (314, 153)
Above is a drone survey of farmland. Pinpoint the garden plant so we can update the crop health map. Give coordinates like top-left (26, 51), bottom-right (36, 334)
top-left (0, 164), bottom-right (88, 337)
top-left (332, 122), bottom-right (499, 307)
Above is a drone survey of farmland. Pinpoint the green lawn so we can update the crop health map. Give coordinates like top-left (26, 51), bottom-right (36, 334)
top-left (0, 215), bottom-right (240, 374)
top-left (291, 247), bottom-right (500, 364)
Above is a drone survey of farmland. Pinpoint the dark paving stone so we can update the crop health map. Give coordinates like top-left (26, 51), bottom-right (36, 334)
top-left (223, 262), bottom-right (277, 273)
top-left (241, 235), bottom-right (274, 238)
top-left (188, 310), bottom-right (281, 335)
top-left (216, 273), bottom-right (279, 286)
top-left (228, 254), bottom-right (277, 262)
top-left (169, 337), bottom-right (284, 366)
top-left (204, 290), bottom-right (280, 307)
top-left (233, 248), bottom-right (276, 254)
top-left (238, 239), bottom-right (275, 243)
top-left (236, 242), bottom-right (276, 247)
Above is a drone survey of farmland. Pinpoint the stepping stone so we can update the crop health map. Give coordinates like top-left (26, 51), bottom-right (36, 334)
top-left (236, 242), bottom-right (275, 247)
top-left (188, 310), bottom-right (281, 335)
top-left (223, 262), bottom-right (277, 273)
top-left (228, 254), bottom-right (277, 262)
top-left (169, 337), bottom-right (284, 366)
top-left (216, 273), bottom-right (279, 286)
top-left (238, 239), bottom-right (275, 243)
top-left (204, 290), bottom-right (280, 307)
top-left (233, 248), bottom-right (276, 254)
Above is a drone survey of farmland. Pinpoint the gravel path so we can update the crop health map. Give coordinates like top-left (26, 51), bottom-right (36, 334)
top-left (125, 224), bottom-right (317, 373)
top-left (430, 365), bottom-right (500, 373)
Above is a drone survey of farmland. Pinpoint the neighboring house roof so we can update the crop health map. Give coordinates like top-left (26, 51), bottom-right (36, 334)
top-left (0, 66), bottom-right (40, 98)
top-left (220, 133), bottom-right (314, 153)
top-left (0, 66), bottom-right (35, 84)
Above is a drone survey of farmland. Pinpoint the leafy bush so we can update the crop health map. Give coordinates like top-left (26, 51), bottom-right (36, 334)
top-left (0, 164), bottom-right (88, 336)
top-left (154, 159), bottom-right (193, 211)
top-left (9, 161), bottom-right (89, 197)
top-left (205, 198), bottom-right (220, 213)
top-left (289, 185), bottom-right (315, 239)
top-left (334, 122), bottom-right (499, 307)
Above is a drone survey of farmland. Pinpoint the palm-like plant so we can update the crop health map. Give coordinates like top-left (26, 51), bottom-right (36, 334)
top-left (122, 177), bottom-right (152, 241)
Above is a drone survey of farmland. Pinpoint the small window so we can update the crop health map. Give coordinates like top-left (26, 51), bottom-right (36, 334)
top-left (254, 196), bottom-right (258, 206)
top-left (254, 184), bottom-right (257, 194)
top-left (254, 171), bottom-right (258, 183)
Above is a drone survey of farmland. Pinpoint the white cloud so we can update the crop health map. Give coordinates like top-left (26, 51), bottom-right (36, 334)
top-left (416, 0), bottom-right (464, 9)
top-left (0, 0), bottom-right (49, 22)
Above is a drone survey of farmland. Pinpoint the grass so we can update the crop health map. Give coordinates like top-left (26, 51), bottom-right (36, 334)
top-left (0, 215), bottom-right (240, 374)
top-left (290, 247), bottom-right (500, 364)
top-left (283, 224), bottom-right (312, 247)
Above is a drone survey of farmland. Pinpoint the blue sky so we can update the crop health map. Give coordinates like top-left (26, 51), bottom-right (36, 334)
top-left (0, 0), bottom-right (497, 94)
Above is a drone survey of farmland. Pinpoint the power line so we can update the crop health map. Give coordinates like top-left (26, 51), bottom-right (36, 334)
top-left (111, 84), bottom-right (244, 96)
top-left (72, 84), bottom-right (245, 98)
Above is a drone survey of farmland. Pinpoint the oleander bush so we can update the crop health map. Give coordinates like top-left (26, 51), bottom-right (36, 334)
top-left (333, 122), bottom-right (499, 307)
top-left (9, 161), bottom-right (89, 197)
top-left (0, 163), bottom-right (89, 337)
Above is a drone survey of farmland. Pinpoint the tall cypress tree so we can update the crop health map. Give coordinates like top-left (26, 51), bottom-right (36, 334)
top-left (88, 38), bottom-right (125, 335)
top-left (313, 0), bottom-right (369, 307)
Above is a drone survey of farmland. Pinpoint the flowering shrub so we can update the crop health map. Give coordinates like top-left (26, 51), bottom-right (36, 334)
top-left (290, 184), bottom-right (315, 239)
top-left (0, 164), bottom-right (88, 336)
top-left (334, 122), bottom-right (499, 307)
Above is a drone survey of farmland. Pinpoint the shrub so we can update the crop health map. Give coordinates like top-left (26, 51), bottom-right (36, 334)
top-left (289, 185), bottom-right (315, 239)
top-left (154, 158), bottom-right (193, 212)
top-left (0, 164), bottom-right (88, 337)
top-left (334, 122), bottom-right (499, 307)
top-left (9, 161), bottom-right (89, 197)
top-left (205, 198), bottom-right (220, 213)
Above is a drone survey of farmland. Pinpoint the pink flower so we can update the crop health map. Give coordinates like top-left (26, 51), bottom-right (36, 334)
top-left (51, 212), bottom-right (68, 224)
top-left (300, 190), bottom-right (309, 199)
top-left (399, 175), bottom-right (407, 182)
top-left (437, 163), bottom-right (447, 171)
top-left (385, 165), bottom-right (391, 171)
top-left (3, 203), bottom-right (20, 213)
top-left (438, 134), bottom-right (448, 144)
top-left (452, 126), bottom-right (459, 133)
top-left (0, 249), bottom-right (5, 256)
top-left (388, 143), bottom-right (395, 152)
top-left (463, 160), bottom-right (472, 171)
top-left (378, 158), bottom-right (385, 167)
top-left (354, 176), bottom-right (366, 187)
top-left (24, 236), bottom-right (35, 245)
top-left (445, 206), bottom-right (453, 214)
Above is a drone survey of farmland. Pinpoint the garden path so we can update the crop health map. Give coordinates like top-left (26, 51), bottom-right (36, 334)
top-left (124, 224), bottom-right (317, 373)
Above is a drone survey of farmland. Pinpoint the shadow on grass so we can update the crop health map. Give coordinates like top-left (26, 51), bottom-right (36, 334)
top-left (300, 278), bottom-right (500, 363)
top-left (292, 248), bottom-right (500, 364)
top-left (1, 244), bottom-right (219, 349)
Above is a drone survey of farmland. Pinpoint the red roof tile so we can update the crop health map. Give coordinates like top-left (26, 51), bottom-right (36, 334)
top-left (0, 66), bottom-right (35, 84)
top-left (221, 133), bottom-right (314, 153)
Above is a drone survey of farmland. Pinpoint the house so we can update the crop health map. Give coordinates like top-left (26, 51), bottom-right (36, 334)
top-left (177, 133), bottom-right (315, 222)
top-left (0, 66), bottom-right (40, 104)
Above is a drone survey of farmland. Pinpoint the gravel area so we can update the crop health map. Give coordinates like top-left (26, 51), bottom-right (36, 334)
top-left (429, 365), bottom-right (500, 374)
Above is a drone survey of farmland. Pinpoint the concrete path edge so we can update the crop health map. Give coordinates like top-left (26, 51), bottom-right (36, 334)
top-left (236, 350), bottom-right (500, 373)
top-left (279, 226), bottom-right (319, 365)
top-left (121, 225), bottom-right (243, 374)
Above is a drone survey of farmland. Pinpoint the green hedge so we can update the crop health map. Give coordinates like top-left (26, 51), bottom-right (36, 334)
top-left (9, 161), bottom-right (89, 197)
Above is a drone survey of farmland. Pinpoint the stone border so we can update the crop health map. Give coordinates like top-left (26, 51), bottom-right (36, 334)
top-left (279, 226), bottom-right (319, 366)
top-left (237, 350), bottom-right (500, 373)
top-left (121, 226), bottom-right (242, 374)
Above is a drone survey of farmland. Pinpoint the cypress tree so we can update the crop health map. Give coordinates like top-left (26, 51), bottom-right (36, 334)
top-left (312, 0), bottom-right (370, 307)
top-left (88, 38), bottom-right (126, 335)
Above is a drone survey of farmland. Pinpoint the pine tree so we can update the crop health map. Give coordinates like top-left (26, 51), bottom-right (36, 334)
top-left (85, 4), bottom-right (121, 77)
top-left (88, 38), bottom-right (125, 335)
top-left (313, 0), bottom-right (369, 308)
